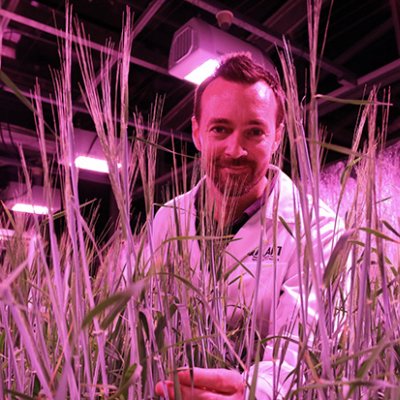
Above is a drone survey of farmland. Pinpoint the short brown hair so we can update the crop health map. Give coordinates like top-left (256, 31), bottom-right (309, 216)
top-left (193, 53), bottom-right (285, 128)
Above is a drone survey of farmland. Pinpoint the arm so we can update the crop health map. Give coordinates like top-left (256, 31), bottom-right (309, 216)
top-left (245, 209), bottom-right (345, 399)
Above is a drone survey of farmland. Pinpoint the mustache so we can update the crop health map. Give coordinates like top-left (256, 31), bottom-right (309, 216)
top-left (215, 157), bottom-right (252, 168)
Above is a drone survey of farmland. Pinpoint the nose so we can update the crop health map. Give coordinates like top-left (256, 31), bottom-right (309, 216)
top-left (224, 131), bottom-right (247, 159)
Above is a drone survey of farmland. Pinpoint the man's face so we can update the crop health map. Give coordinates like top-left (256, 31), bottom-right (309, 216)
top-left (192, 77), bottom-right (282, 197)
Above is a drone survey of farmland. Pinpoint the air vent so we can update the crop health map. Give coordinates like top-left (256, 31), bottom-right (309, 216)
top-left (170, 26), bottom-right (194, 64)
top-left (168, 18), bottom-right (274, 83)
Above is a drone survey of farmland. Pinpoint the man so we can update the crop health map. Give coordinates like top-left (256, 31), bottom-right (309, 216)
top-left (152, 53), bottom-right (341, 399)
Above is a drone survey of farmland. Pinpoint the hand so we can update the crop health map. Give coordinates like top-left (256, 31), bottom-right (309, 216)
top-left (155, 367), bottom-right (245, 399)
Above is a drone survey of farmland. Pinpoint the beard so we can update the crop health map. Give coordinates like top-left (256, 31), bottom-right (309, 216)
top-left (207, 156), bottom-right (265, 197)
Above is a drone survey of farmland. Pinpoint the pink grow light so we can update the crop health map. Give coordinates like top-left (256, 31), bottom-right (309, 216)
top-left (11, 203), bottom-right (49, 215)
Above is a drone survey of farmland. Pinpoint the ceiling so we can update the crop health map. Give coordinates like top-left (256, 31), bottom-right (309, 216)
top-left (0, 0), bottom-right (399, 228)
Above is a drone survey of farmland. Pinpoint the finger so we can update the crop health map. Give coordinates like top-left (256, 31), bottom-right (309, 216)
top-left (178, 368), bottom-right (244, 394)
top-left (155, 380), bottom-right (220, 400)
top-left (155, 380), bottom-right (174, 399)
top-left (179, 383), bottom-right (235, 400)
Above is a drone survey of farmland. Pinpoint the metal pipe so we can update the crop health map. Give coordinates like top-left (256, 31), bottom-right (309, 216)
top-left (0, 8), bottom-right (169, 75)
top-left (71, 0), bottom-right (167, 114)
top-left (318, 58), bottom-right (400, 115)
top-left (1, 85), bottom-right (193, 141)
top-left (184, 0), bottom-right (357, 84)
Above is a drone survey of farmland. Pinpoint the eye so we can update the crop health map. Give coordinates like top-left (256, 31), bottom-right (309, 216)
top-left (247, 128), bottom-right (265, 138)
top-left (210, 125), bottom-right (230, 135)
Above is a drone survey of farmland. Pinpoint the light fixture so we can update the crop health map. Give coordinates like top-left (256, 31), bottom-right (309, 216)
top-left (168, 17), bottom-right (275, 85)
top-left (74, 155), bottom-right (111, 173)
top-left (184, 59), bottom-right (220, 85)
top-left (0, 45), bottom-right (16, 60)
top-left (11, 203), bottom-right (49, 215)
top-left (1, 182), bottom-right (61, 215)
top-left (73, 129), bottom-right (121, 174)
top-left (0, 29), bottom-right (21, 60)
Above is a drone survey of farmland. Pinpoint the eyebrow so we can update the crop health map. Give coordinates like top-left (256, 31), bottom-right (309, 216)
top-left (246, 119), bottom-right (267, 126)
top-left (207, 118), bottom-right (266, 126)
top-left (208, 118), bottom-right (231, 125)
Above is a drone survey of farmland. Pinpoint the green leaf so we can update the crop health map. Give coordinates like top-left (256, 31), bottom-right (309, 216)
top-left (0, 330), bottom-right (5, 352)
top-left (248, 339), bottom-right (261, 400)
top-left (82, 291), bottom-right (130, 328)
top-left (0, 69), bottom-right (56, 136)
top-left (3, 389), bottom-right (35, 400)
top-left (82, 279), bottom-right (147, 329)
top-left (340, 157), bottom-right (361, 185)
top-left (355, 336), bottom-right (388, 379)
top-left (360, 227), bottom-right (400, 244)
top-left (314, 93), bottom-right (392, 107)
top-left (108, 364), bottom-right (138, 400)
top-left (279, 216), bottom-right (295, 238)
top-left (131, 134), bottom-right (195, 160)
top-left (155, 304), bottom-right (177, 351)
top-left (308, 139), bottom-right (364, 157)
top-left (223, 251), bottom-right (255, 281)
top-left (173, 367), bottom-right (183, 400)
top-left (381, 219), bottom-right (400, 239)
top-left (376, 196), bottom-right (392, 205)
top-left (137, 313), bottom-right (148, 392)
top-left (0, 69), bottom-right (35, 112)
top-left (323, 228), bottom-right (356, 286)
top-left (349, 240), bottom-right (394, 266)
top-left (100, 302), bottom-right (128, 331)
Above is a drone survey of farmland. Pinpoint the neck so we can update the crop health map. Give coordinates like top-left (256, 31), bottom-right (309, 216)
top-left (205, 177), bottom-right (267, 225)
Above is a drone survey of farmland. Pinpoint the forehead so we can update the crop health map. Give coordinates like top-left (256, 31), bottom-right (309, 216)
top-left (200, 77), bottom-right (277, 122)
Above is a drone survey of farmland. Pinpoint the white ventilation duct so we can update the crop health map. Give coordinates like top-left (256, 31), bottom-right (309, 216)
top-left (169, 17), bottom-right (275, 84)
top-left (1, 182), bottom-right (61, 215)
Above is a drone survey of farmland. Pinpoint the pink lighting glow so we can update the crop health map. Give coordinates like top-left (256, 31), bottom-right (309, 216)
top-left (0, 229), bottom-right (16, 240)
top-left (11, 203), bottom-right (50, 215)
top-left (74, 155), bottom-right (121, 173)
top-left (0, 45), bottom-right (16, 59)
top-left (184, 59), bottom-right (220, 85)
top-left (320, 140), bottom-right (400, 267)
top-left (0, 228), bottom-right (33, 241)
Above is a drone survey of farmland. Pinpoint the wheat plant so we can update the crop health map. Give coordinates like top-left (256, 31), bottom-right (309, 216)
top-left (0, 1), bottom-right (399, 399)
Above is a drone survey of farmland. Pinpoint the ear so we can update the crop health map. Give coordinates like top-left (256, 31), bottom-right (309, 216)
top-left (191, 116), bottom-right (202, 151)
top-left (273, 123), bottom-right (284, 152)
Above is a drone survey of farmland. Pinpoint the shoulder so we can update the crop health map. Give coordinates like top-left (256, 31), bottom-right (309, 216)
top-left (266, 170), bottom-right (299, 223)
top-left (270, 169), bottom-right (341, 229)
top-left (151, 183), bottom-right (199, 245)
top-left (153, 184), bottom-right (198, 222)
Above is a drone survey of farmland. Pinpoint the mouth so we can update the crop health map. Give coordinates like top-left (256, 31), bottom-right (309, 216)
top-left (219, 162), bottom-right (250, 173)
top-left (223, 165), bottom-right (249, 172)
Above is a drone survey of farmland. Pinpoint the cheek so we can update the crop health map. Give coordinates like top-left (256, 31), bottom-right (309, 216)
top-left (202, 140), bottom-right (223, 159)
top-left (253, 145), bottom-right (273, 166)
top-left (200, 146), bottom-right (216, 168)
top-left (262, 136), bottom-right (277, 154)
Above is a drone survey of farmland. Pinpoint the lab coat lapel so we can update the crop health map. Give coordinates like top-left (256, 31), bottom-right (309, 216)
top-left (223, 210), bottom-right (264, 271)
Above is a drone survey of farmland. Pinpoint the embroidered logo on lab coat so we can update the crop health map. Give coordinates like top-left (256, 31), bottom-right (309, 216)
top-left (248, 245), bottom-right (282, 261)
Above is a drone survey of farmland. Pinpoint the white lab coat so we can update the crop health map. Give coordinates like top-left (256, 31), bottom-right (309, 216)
top-left (151, 170), bottom-right (343, 399)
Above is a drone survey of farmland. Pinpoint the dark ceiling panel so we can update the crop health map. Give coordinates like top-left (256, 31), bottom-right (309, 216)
top-left (0, 0), bottom-right (399, 225)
